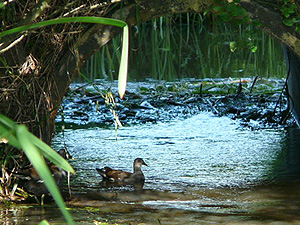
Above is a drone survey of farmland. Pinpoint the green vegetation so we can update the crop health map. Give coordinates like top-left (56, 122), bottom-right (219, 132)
top-left (0, 114), bottom-right (75, 224)
top-left (206, 0), bottom-right (300, 33)
top-left (278, 0), bottom-right (300, 32)
top-left (82, 14), bottom-right (286, 82)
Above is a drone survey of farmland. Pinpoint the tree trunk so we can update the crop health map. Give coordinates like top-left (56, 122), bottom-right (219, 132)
top-left (240, 0), bottom-right (300, 57)
top-left (0, 44), bottom-right (54, 143)
top-left (282, 44), bottom-right (300, 126)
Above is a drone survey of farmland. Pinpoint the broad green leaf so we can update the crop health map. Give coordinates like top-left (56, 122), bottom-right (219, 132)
top-left (16, 125), bottom-right (75, 225)
top-left (280, 6), bottom-right (292, 18)
top-left (227, 4), bottom-right (242, 17)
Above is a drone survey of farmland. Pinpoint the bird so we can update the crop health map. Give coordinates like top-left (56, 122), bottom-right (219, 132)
top-left (16, 148), bottom-right (73, 196)
top-left (96, 158), bottom-right (148, 184)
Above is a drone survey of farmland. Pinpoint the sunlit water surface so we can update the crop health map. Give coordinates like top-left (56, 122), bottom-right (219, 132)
top-left (2, 112), bottom-right (300, 224)
top-left (58, 112), bottom-right (285, 190)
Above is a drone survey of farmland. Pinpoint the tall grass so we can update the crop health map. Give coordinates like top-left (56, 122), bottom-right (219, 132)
top-left (82, 13), bottom-right (286, 82)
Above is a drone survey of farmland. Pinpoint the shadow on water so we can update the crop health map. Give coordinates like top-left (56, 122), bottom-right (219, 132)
top-left (2, 114), bottom-right (300, 224)
top-left (267, 128), bottom-right (300, 182)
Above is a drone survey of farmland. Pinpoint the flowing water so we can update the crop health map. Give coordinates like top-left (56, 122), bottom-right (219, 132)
top-left (2, 112), bottom-right (300, 224)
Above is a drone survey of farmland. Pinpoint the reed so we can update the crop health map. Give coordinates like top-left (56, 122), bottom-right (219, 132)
top-left (82, 13), bottom-right (286, 82)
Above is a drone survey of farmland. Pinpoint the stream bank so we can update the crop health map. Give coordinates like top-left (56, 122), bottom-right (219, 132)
top-left (56, 78), bottom-right (295, 130)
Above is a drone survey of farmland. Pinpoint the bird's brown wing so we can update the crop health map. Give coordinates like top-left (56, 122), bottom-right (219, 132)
top-left (106, 169), bottom-right (132, 181)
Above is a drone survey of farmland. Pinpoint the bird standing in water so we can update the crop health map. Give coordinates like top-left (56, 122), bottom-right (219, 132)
top-left (96, 158), bottom-right (148, 189)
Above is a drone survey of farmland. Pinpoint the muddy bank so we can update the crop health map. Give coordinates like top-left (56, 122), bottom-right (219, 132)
top-left (56, 78), bottom-right (296, 130)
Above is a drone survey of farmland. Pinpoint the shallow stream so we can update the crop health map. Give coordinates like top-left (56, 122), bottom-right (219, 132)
top-left (2, 111), bottom-right (300, 224)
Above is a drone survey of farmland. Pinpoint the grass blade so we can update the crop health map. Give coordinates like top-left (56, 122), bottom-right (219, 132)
top-left (16, 125), bottom-right (75, 225)
top-left (0, 114), bottom-right (74, 173)
top-left (118, 25), bottom-right (129, 99)
top-left (28, 133), bottom-right (74, 173)
top-left (0, 17), bottom-right (126, 38)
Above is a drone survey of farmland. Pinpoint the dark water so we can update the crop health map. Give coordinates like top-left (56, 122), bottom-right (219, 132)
top-left (2, 112), bottom-right (300, 224)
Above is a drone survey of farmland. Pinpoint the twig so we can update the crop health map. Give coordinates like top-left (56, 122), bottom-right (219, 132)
top-left (250, 75), bottom-right (259, 93)
top-left (235, 78), bottom-right (242, 97)
top-left (204, 98), bottom-right (221, 116)
top-left (63, 4), bottom-right (86, 17)
top-left (0, 35), bottom-right (25, 54)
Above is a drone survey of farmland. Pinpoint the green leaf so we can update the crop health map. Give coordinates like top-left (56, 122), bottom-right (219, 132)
top-left (28, 133), bottom-right (75, 173)
top-left (0, 114), bottom-right (16, 129)
top-left (16, 125), bottom-right (75, 225)
top-left (0, 17), bottom-right (126, 38)
top-left (219, 12), bottom-right (232, 22)
top-left (234, 19), bottom-right (245, 26)
top-left (250, 45), bottom-right (258, 53)
top-left (0, 116), bottom-right (21, 149)
top-left (230, 41), bottom-right (237, 52)
top-left (204, 5), bottom-right (215, 16)
top-left (281, 5), bottom-right (297, 18)
top-left (282, 18), bottom-right (296, 26)
top-left (0, 114), bottom-right (75, 224)
top-left (39, 220), bottom-right (50, 225)
top-left (0, 126), bottom-right (21, 149)
top-left (251, 20), bottom-right (262, 27)
top-left (0, 114), bottom-right (74, 173)
top-left (212, 5), bottom-right (223, 13)
top-left (296, 24), bottom-right (300, 34)
top-left (227, 4), bottom-right (242, 17)
top-left (118, 25), bottom-right (129, 99)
